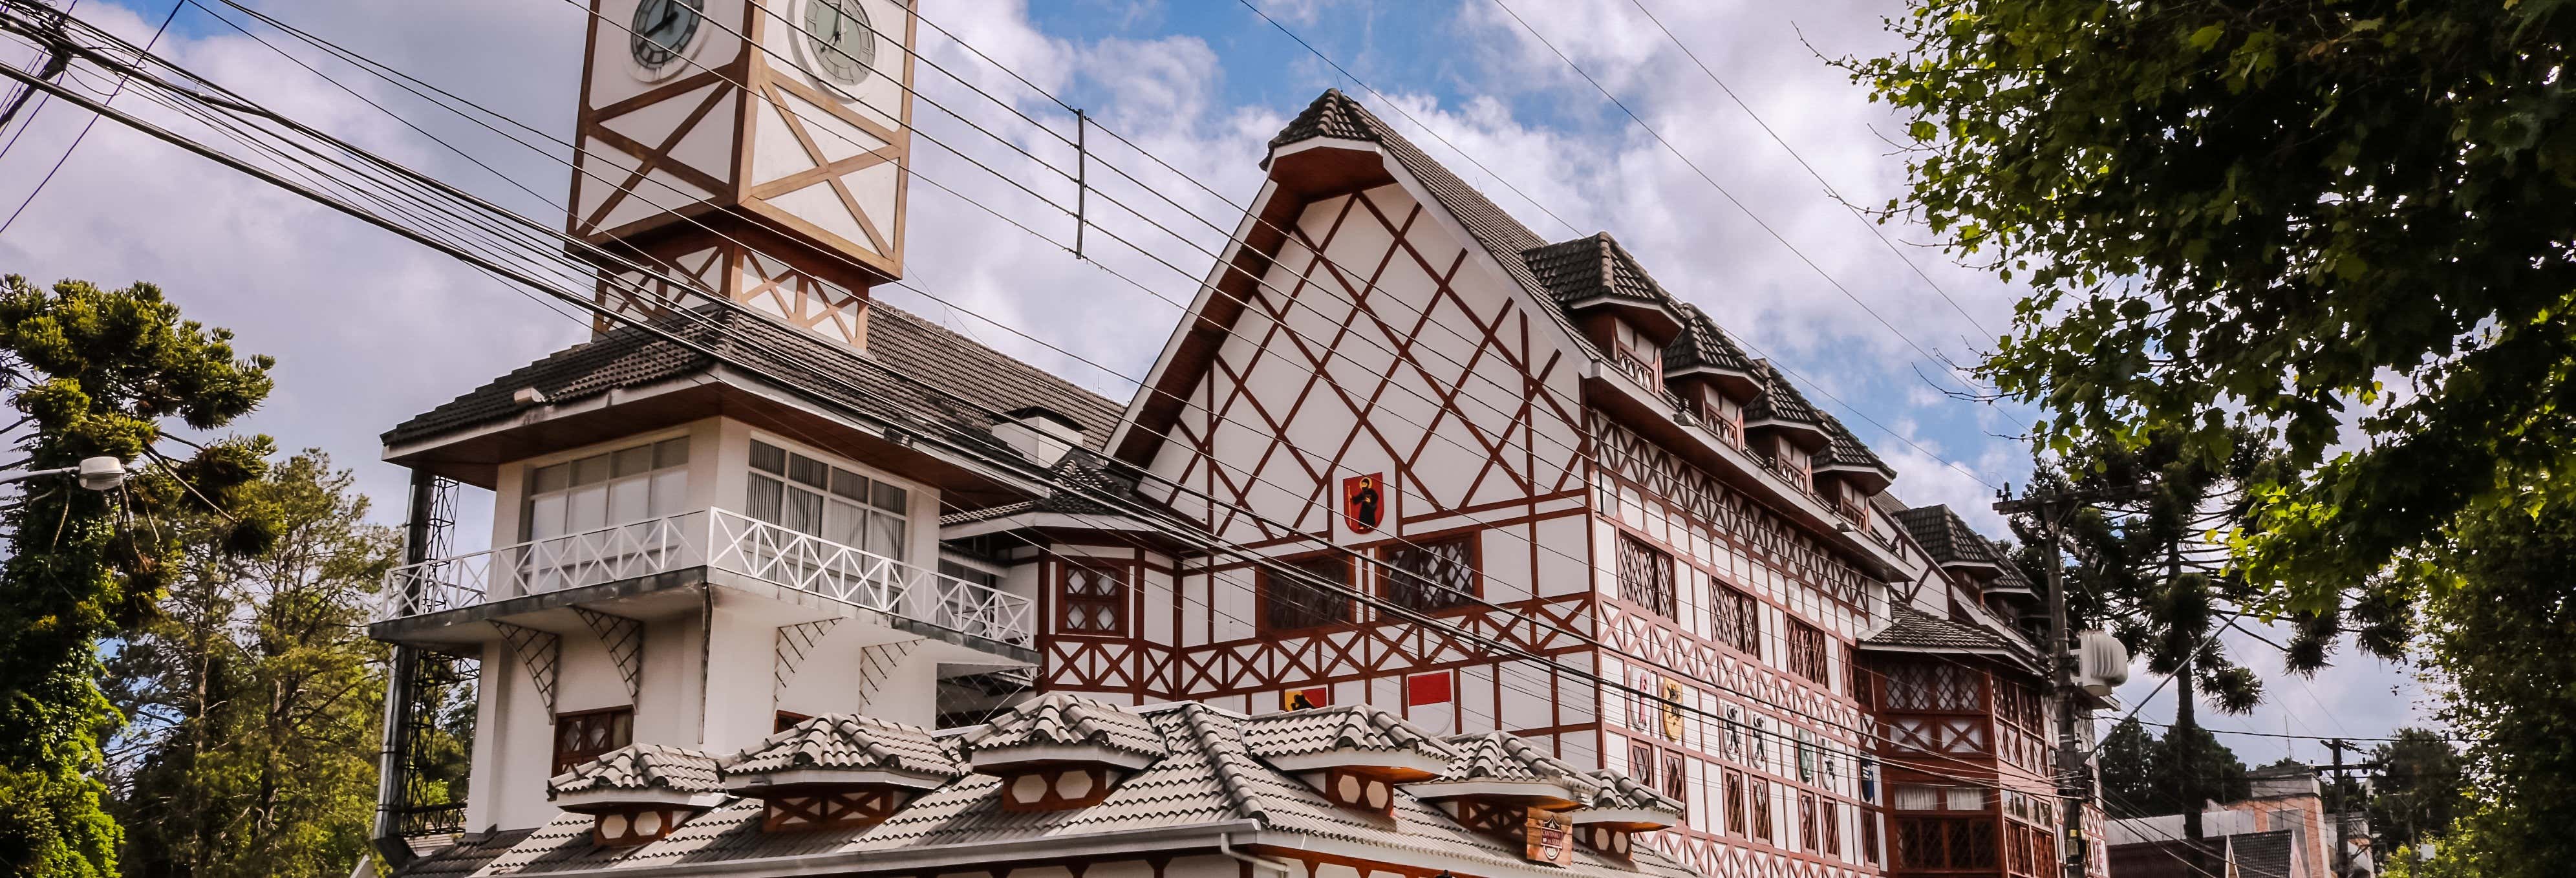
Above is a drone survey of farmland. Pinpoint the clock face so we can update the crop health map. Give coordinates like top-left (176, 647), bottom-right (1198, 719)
top-left (628, 0), bottom-right (704, 70)
top-left (802, 0), bottom-right (875, 86)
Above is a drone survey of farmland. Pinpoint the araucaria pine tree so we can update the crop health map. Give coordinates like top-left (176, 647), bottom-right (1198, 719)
top-left (0, 275), bottom-right (274, 877)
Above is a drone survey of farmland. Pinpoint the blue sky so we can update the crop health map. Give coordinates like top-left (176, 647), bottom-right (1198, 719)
top-left (0, 0), bottom-right (2433, 768)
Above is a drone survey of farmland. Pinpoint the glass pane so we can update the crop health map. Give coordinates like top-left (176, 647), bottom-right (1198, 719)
top-left (648, 469), bottom-right (688, 517)
top-left (608, 476), bottom-right (650, 525)
top-left (784, 488), bottom-right (822, 535)
top-left (830, 469), bottom-right (868, 501)
top-left (872, 481), bottom-right (907, 513)
top-left (788, 454), bottom-right (828, 489)
top-left (532, 463), bottom-right (570, 494)
top-left (868, 510), bottom-right (905, 560)
top-left (571, 454), bottom-right (610, 486)
top-left (654, 437), bottom-right (690, 469)
top-left (750, 440), bottom-right (786, 474)
top-left (528, 494), bottom-right (568, 541)
top-left (612, 445), bottom-right (654, 478)
top-left (824, 500), bottom-right (864, 548)
top-left (566, 485), bottom-right (608, 532)
top-left (747, 475), bottom-right (785, 524)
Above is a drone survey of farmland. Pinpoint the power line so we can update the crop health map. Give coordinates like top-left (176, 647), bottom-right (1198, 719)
top-left (0, 0), bottom-right (176, 235)
top-left (1479, 0), bottom-right (1988, 398)
top-left (1618, 0), bottom-right (1997, 341)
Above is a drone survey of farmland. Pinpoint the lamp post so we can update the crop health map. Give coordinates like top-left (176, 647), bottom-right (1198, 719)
top-left (0, 456), bottom-right (130, 491)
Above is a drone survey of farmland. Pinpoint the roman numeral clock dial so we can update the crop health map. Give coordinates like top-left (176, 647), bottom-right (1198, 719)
top-left (801, 0), bottom-right (876, 85)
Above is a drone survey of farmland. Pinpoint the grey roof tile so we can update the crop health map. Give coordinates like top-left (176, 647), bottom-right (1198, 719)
top-left (964, 693), bottom-right (1168, 760)
top-left (1521, 233), bottom-right (1675, 313)
top-left (390, 830), bottom-right (533, 878)
top-left (549, 744), bottom-right (725, 798)
top-left (1241, 704), bottom-right (1461, 762)
top-left (383, 303), bottom-right (1119, 453)
top-left (1893, 505), bottom-right (2000, 568)
top-left (723, 714), bottom-right (963, 780)
top-left (1863, 605), bottom-right (2017, 652)
top-left (1434, 731), bottom-right (1600, 794)
top-left (465, 701), bottom-right (1697, 878)
top-left (1581, 769), bottom-right (1686, 816)
top-left (1663, 303), bottom-right (1755, 376)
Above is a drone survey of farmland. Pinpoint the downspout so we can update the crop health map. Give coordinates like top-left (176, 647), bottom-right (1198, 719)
top-left (1217, 833), bottom-right (1293, 877)
top-left (370, 469), bottom-right (438, 868)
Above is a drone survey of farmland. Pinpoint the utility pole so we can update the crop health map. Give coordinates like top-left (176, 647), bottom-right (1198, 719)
top-left (1998, 480), bottom-right (2151, 878)
top-left (0, 1), bottom-right (70, 131)
top-left (2320, 738), bottom-right (2365, 878)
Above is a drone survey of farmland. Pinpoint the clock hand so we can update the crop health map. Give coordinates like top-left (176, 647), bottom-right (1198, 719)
top-left (652, 2), bottom-right (680, 34)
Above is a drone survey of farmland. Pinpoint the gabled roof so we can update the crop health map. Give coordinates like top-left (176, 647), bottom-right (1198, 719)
top-left (1241, 704), bottom-right (1461, 762)
top-left (383, 303), bottom-right (1121, 452)
top-left (1664, 303), bottom-right (1756, 376)
top-left (1580, 769), bottom-right (1685, 815)
top-left (1745, 361), bottom-right (1827, 429)
top-left (962, 693), bottom-right (1168, 760)
top-left (1893, 505), bottom-right (2002, 569)
top-left (937, 448), bottom-right (1148, 526)
top-left (1817, 414), bottom-right (1895, 478)
top-left (724, 714), bottom-right (963, 780)
top-left (549, 744), bottom-right (725, 798)
top-left (1432, 731), bottom-right (1600, 793)
top-left (436, 701), bottom-right (1696, 878)
top-left (1521, 233), bottom-right (1677, 314)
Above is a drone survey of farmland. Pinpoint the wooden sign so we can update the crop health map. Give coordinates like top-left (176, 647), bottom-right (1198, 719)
top-left (1342, 473), bottom-right (1384, 534)
top-left (1660, 678), bottom-right (1686, 741)
top-left (1283, 687), bottom-right (1329, 711)
top-left (1526, 808), bottom-right (1574, 866)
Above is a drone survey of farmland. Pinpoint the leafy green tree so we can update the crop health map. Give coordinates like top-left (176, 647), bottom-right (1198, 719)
top-left (0, 276), bottom-right (274, 877)
top-left (2379, 502), bottom-right (2576, 877)
top-left (105, 452), bottom-right (397, 878)
top-left (2366, 728), bottom-right (2466, 864)
top-left (1850, 0), bottom-right (2576, 611)
top-left (2095, 716), bottom-right (2253, 819)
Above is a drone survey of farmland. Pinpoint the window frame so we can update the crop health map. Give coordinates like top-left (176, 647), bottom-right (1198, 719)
top-left (1053, 558), bottom-right (1133, 637)
top-left (1712, 584), bottom-right (1761, 657)
top-left (1258, 553), bottom-right (1356, 634)
top-left (1377, 533), bottom-right (1481, 614)
top-left (552, 705), bottom-right (634, 775)
top-left (1615, 533), bottom-right (1677, 618)
top-left (1723, 769), bottom-right (1748, 836)
top-left (521, 435), bottom-right (692, 542)
top-left (1788, 618), bottom-right (1830, 683)
top-left (744, 435), bottom-right (916, 561)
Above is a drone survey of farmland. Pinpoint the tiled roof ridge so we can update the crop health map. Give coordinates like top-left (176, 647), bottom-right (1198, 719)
top-left (550, 742), bottom-right (726, 797)
top-left (723, 713), bottom-right (961, 778)
top-left (1582, 769), bottom-right (1684, 814)
top-left (1173, 702), bottom-right (1271, 822)
top-left (973, 692), bottom-right (1168, 757)
top-left (1438, 730), bottom-right (1600, 796)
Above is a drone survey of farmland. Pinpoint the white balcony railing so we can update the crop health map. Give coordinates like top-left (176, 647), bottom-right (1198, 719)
top-left (378, 508), bottom-right (1034, 648)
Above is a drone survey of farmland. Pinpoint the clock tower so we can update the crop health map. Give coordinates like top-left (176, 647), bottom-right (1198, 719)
top-left (567, 0), bottom-right (916, 348)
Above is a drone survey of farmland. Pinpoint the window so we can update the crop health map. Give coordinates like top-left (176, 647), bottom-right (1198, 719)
top-left (1616, 534), bottom-right (1675, 617)
top-left (1799, 792), bottom-right (1818, 852)
top-left (1723, 769), bottom-right (1748, 835)
top-left (1380, 535), bottom-right (1476, 612)
top-left (1822, 799), bottom-right (1841, 860)
top-left (1788, 619), bottom-right (1829, 682)
top-left (1751, 777), bottom-right (1774, 842)
top-left (939, 559), bottom-right (1000, 589)
top-left (1055, 562), bottom-right (1130, 636)
top-left (1862, 811), bottom-right (1882, 864)
top-left (1848, 647), bottom-right (1870, 706)
top-left (747, 439), bottom-right (909, 560)
top-left (1262, 555), bottom-right (1353, 631)
top-left (553, 707), bottom-right (633, 775)
top-left (1629, 740), bottom-right (1656, 787)
top-left (775, 711), bottom-right (811, 733)
top-left (1660, 749), bottom-right (1686, 814)
top-left (524, 438), bottom-right (690, 541)
top-left (1712, 585), bottom-right (1760, 656)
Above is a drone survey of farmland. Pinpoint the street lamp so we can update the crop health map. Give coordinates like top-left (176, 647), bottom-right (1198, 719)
top-left (0, 456), bottom-right (131, 491)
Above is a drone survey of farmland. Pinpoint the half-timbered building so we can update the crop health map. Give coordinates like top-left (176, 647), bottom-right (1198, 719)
top-left (367, 4), bottom-right (2113, 874)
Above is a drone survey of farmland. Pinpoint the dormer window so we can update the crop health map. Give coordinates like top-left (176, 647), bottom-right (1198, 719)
top-left (1242, 704), bottom-right (1456, 819)
top-left (962, 694), bottom-right (1167, 813)
top-left (721, 714), bottom-right (965, 834)
top-left (1607, 317), bottom-right (1662, 387)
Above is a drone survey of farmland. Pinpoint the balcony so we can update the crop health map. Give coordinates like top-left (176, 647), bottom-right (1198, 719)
top-left (377, 508), bottom-right (1035, 650)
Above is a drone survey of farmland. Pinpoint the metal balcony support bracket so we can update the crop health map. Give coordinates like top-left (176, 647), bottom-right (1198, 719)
top-left (853, 638), bottom-right (921, 712)
top-left (493, 621), bottom-right (563, 716)
top-left (572, 607), bottom-right (645, 702)
top-left (772, 617), bottom-right (843, 698)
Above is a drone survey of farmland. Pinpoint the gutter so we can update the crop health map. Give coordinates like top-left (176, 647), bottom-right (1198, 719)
top-left (1219, 833), bottom-right (1295, 877)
